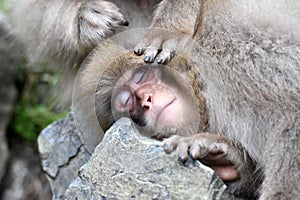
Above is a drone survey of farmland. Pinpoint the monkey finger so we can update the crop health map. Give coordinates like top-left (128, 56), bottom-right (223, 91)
top-left (201, 143), bottom-right (232, 165)
top-left (134, 34), bottom-right (160, 56)
top-left (189, 143), bottom-right (201, 159)
top-left (144, 48), bottom-right (159, 63)
top-left (163, 135), bottom-right (181, 153)
top-left (156, 49), bottom-right (176, 64)
top-left (134, 38), bottom-right (150, 55)
top-left (143, 38), bottom-right (164, 63)
top-left (190, 142), bottom-right (209, 160)
top-left (209, 143), bottom-right (228, 154)
top-left (156, 39), bottom-right (178, 64)
top-left (177, 142), bottom-right (189, 162)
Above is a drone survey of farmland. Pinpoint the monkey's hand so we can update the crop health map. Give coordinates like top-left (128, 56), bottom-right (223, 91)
top-left (163, 133), bottom-right (252, 182)
top-left (134, 29), bottom-right (190, 64)
top-left (13, 0), bottom-right (129, 69)
top-left (78, 1), bottom-right (129, 46)
top-left (133, 0), bottom-right (199, 64)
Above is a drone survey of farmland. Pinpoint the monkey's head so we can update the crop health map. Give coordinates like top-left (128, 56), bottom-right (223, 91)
top-left (94, 53), bottom-right (208, 139)
top-left (73, 42), bottom-right (207, 152)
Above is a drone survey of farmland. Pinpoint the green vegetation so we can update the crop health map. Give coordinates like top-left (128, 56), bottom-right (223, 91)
top-left (1, 0), bottom-right (68, 143)
top-left (10, 65), bottom-right (68, 143)
top-left (11, 103), bottom-right (67, 143)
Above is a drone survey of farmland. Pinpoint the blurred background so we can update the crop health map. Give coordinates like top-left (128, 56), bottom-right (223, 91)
top-left (0, 0), bottom-right (67, 199)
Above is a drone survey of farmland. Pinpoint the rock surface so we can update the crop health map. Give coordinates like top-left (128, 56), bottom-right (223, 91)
top-left (64, 117), bottom-right (228, 200)
top-left (38, 112), bottom-right (91, 199)
top-left (39, 115), bottom-right (231, 199)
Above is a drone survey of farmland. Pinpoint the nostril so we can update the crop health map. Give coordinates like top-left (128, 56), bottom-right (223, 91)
top-left (143, 96), bottom-right (151, 110)
top-left (147, 96), bottom-right (151, 102)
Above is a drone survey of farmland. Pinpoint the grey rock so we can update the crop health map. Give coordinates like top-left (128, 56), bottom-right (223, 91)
top-left (63, 117), bottom-right (228, 200)
top-left (38, 114), bottom-right (232, 200)
top-left (0, 13), bottom-right (23, 184)
top-left (38, 112), bottom-right (91, 199)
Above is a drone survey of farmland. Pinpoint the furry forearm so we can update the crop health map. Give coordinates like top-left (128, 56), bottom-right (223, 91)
top-left (13, 0), bottom-right (127, 69)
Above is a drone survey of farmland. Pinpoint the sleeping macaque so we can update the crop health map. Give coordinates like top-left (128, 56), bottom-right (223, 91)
top-left (72, 45), bottom-right (209, 152)
top-left (134, 0), bottom-right (300, 199)
top-left (74, 42), bottom-right (254, 197)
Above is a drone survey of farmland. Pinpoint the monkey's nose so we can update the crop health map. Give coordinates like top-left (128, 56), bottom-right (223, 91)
top-left (141, 95), bottom-right (152, 110)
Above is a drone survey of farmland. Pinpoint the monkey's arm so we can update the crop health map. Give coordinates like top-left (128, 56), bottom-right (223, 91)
top-left (13, 0), bottom-right (128, 69)
top-left (134, 0), bottom-right (199, 64)
top-left (163, 133), bottom-right (256, 183)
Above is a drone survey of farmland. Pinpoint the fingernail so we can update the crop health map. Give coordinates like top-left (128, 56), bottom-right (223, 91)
top-left (123, 20), bottom-right (129, 26)
top-left (134, 48), bottom-right (141, 55)
top-left (179, 153), bottom-right (186, 161)
top-left (144, 56), bottom-right (151, 63)
top-left (157, 58), bottom-right (163, 64)
top-left (190, 151), bottom-right (197, 159)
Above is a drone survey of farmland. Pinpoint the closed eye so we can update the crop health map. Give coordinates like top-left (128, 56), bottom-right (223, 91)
top-left (119, 90), bottom-right (132, 107)
top-left (132, 70), bottom-right (146, 83)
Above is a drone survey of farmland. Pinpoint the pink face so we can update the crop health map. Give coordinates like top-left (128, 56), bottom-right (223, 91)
top-left (111, 65), bottom-right (199, 137)
top-left (113, 66), bottom-right (182, 123)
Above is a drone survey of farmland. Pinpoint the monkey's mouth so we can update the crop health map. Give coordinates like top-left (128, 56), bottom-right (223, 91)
top-left (156, 98), bottom-right (177, 122)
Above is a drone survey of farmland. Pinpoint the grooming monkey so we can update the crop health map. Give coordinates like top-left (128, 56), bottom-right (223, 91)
top-left (12, 0), bottom-right (161, 69)
top-left (134, 0), bottom-right (300, 199)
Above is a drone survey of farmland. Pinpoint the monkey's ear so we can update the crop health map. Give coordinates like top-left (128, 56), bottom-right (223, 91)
top-left (72, 39), bottom-right (128, 153)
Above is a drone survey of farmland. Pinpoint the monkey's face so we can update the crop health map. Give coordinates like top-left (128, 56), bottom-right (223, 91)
top-left (111, 65), bottom-right (201, 138)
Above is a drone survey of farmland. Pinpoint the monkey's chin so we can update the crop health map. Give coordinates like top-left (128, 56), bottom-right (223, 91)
top-left (137, 125), bottom-right (178, 139)
top-left (133, 117), bottom-right (179, 138)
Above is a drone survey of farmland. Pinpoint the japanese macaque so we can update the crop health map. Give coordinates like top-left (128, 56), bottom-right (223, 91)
top-left (134, 0), bottom-right (300, 199)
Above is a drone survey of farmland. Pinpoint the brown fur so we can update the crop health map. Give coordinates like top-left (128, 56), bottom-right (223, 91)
top-left (135, 0), bottom-right (300, 199)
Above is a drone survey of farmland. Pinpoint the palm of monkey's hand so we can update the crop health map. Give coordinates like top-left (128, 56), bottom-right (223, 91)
top-left (78, 0), bottom-right (129, 46)
top-left (163, 133), bottom-right (248, 182)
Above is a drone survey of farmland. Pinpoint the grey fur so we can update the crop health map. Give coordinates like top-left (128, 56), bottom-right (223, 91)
top-left (12, 0), bottom-right (160, 69)
top-left (137, 0), bottom-right (300, 199)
